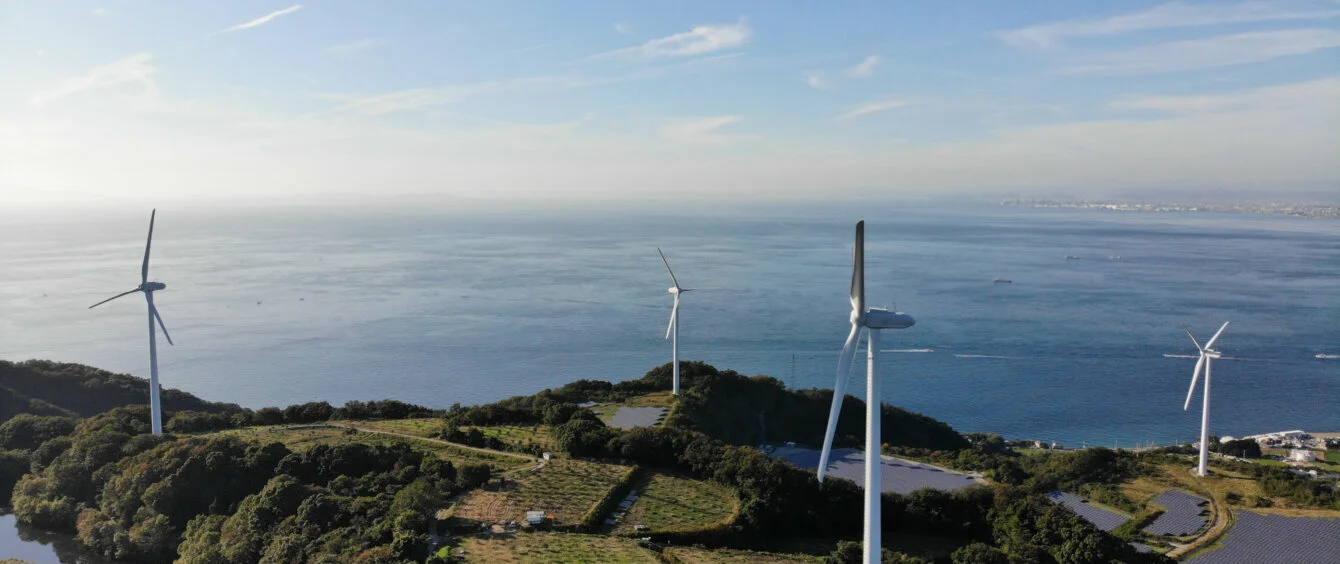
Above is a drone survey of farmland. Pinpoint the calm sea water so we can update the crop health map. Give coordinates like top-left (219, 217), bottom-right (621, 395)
top-left (1, 202), bottom-right (1336, 448)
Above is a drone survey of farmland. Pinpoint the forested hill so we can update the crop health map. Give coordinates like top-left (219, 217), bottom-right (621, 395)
top-left (0, 360), bottom-right (241, 423)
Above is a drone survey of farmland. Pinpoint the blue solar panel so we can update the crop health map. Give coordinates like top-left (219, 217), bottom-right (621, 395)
top-left (771, 447), bottom-right (982, 494)
top-left (1188, 512), bottom-right (1340, 563)
top-left (1144, 490), bottom-right (1210, 536)
top-left (1131, 543), bottom-right (1155, 554)
top-left (1046, 490), bottom-right (1131, 532)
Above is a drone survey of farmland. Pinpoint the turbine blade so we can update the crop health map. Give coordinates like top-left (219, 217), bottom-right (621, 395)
top-left (89, 288), bottom-right (140, 309)
top-left (657, 247), bottom-right (680, 290)
top-left (1184, 354), bottom-right (1205, 411)
top-left (1182, 322), bottom-right (1204, 352)
top-left (851, 221), bottom-right (864, 315)
top-left (1204, 321), bottom-right (1230, 350)
top-left (151, 302), bottom-right (173, 346)
top-left (665, 298), bottom-right (678, 340)
top-left (819, 322), bottom-right (861, 482)
top-left (142, 209), bottom-right (156, 285)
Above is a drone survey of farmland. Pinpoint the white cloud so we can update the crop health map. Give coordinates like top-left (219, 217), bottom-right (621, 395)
top-left (588, 20), bottom-right (751, 61)
top-left (1000, 1), bottom-right (1340, 48)
top-left (330, 75), bottom-right (630, 115)
top-left (1110, 77), bottom-right (1340, 112)
top-left (838, 99), bottom-right (907, 120)
top-left (328, 39), bottom-right (377, 54)
top-left (30, 53), bottom-right (156, 106)
top-left (846, 55), bottom-right (881, 77)
top-left (614, 22), bottom-right (634, 35)
top-left (1061, 28), bottom-right (1340, 75)
top-left (91, 8), bottom-right (109, 16)
top-left (660, 115), bottom-right (745, 143)
top-left (804, 72), bottom-right (829, 90)
top-left (221, 4), bottom-right (303, 34)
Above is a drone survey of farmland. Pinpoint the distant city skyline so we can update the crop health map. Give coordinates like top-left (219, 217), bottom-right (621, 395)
top-left (3, 1), bottom-right (1337, 206)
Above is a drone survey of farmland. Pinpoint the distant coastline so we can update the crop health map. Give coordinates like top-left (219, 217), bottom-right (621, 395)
top-left (1000, 198), bottom-right (1340, 220)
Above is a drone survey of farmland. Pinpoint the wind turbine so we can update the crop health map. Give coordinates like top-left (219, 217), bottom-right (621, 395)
top-left (1181, 321), bottom-right (1229, 477)
top-left (818, 221), bottom-right (915, 564)
top-left (89, 209), bottom-right (174, 436)
top-left (658, 248), bottom-right (693, 395)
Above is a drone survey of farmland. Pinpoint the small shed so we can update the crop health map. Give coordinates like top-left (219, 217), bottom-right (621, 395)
top-left (525, 511), bottom-right (546, 526)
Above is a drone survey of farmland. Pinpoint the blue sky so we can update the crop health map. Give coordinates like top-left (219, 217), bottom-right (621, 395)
top-left (2, 1), bottom-right (1337, 206)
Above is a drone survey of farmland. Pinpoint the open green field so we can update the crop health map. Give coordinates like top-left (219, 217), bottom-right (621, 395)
top-left (450, 458), bottom-right (632, 526)
top-left (463, 425), bottom-right (558, 453)
top-left (591, 391), bottom-right (674, 423)
top-left (214, 424), bottom-right (529, 473)
top-left (613, 472), bottom-right (737, 534)
top-left (456, 533), bottom-right (659, 563)
top-left (342, 418), bottom-right (443, 437)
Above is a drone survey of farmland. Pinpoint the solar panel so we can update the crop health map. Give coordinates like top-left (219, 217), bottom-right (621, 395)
top-left (1144, 490), bottom-right (1211, 536)
top-left (771, 447), bottom-right (983, 494)
top-left (1188, 511), bottom-right (1340, 563)
top-left (1045, 490), bottom-right (1131, 532)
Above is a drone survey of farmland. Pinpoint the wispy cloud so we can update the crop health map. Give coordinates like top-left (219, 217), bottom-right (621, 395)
top-left (1060, 28), bottom-right (1340, 75)
top-left (1110, 76), bottom-right (1340, 112)
top-left (91, 8), bottom-right (109, 17)
top-left (1001, 1), bottom-right (1340, 48)
top-left (30, 53), bottom-right (156, 106)
top-left (838, 99), bottom-right (907, 120)
top-left (804, 72), bottom-right (829, 90)
top-left (846, 55), bottom-right (881, 77)
top-left (588, 20), bottom-right (751, 62)
top-left (328, 39), bottom-right (377, 54)
top-left (221, 4), bottom-right (303, 34)
top-left (614, 22), bottom-right (634, 35)
top-left (330, 75), bottom-right (629, 115)
top-left (660, 115), bottom-right (745, 143)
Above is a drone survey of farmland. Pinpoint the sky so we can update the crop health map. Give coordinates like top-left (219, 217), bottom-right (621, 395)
top-left (2, 1), bottom-right (1338, 207)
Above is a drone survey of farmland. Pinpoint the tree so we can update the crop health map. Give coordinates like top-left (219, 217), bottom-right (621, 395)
top-left (952, 543), bottom-right (1009, 564)
top-left (458, 464), bottom-right (491, 489)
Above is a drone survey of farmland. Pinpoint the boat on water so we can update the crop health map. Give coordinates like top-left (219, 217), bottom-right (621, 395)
top-left (993, 278), bottom-right (1012, 284)
top-left (1317, 354), bottom-right (1339, 360)
top-left (1065, 255), bottom-right (1080, 259)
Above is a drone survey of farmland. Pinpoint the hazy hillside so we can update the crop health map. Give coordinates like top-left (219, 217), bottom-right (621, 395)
top-left (0, 360), bottom-right (241, 423)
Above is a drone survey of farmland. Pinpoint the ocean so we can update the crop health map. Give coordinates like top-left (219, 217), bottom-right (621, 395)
top-left (1, 201), bottom-right (1336, 447)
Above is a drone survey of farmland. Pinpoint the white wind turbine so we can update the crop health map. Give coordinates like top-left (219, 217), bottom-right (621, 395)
top-left (1181, 321), bottom-right (1229, 477)
top-left (818, 221), bottom-right (915, 564)
top-left (89, 210), bottom-right (174, 436)
top-left (658, 248), bottom-right (694, 395)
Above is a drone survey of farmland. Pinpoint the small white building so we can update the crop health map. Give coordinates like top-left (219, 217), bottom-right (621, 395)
top-left (525, 510), bottom-right (546, 526)
top-left (1289, 449), bottom-right (1319, 463)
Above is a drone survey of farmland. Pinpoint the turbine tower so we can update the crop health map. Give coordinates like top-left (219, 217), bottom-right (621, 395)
top-left (89, 210), bottom-right (174, 435)
top-left (818, 221), bottom-right (915, 564)
top-left (1182, 321), bottom-right (1229, 477)
top-left (658, 248), bottom-right (693, 395)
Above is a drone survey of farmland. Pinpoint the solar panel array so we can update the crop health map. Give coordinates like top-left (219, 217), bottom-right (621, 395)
top-left (1131, 543), bottom-right (1155, 554)
top-left (1144, 490), bottom-right (1210, 536)
top-left (1045, 490), bottom-right (1131, 532)
top-left (1188, 511), bottom-right (1340, 563)
top-left (772, 447), bottom-right (981, 494)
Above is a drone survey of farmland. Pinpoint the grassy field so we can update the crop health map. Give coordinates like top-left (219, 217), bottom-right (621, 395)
top-left (450, 458), bottom-right (633, 526)
top-left (456, 533), bottom-right (660, 563)
top-left (215, 424), bottom-right (529, 473)
top-left (612, 472), bottom-right (737, 534)
top-left (342, 418), bottom-right (443, 437)
top-left (664, 547), bottom-right (822, 563)
top-left (591, 391), bottom-right (674, 423)
top-left (463, 425), bottom-right (558, 453)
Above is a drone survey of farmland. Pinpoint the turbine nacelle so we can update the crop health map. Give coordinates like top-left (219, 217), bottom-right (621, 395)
top-left (141, 282), bottom-right (167, 292)
top-left (863, 308), bottom-right (915, 330)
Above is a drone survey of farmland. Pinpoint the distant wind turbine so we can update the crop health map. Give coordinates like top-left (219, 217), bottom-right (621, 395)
top-left (818, 221), bottom-right (915, 564)
top-left (1181, 321), bottom-right (1229, 477)
top-left (658, 248), bottom-right (694, 395)
top-left (89, 210), bottom-right (174, 436)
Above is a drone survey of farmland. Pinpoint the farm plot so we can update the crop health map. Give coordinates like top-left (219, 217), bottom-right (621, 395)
top-left (1188, 511), bottom-right (1340, 563)
top-left (457, 533), bottom-right (659, 563)
top-left (612, 472), bottom-right (737, 533)
top-left (451, 458), bottom-right (632, 527)
top-left (665, 547), bottom-right (822, 563)
top-left (344, 418), bottom-right (443, 437)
